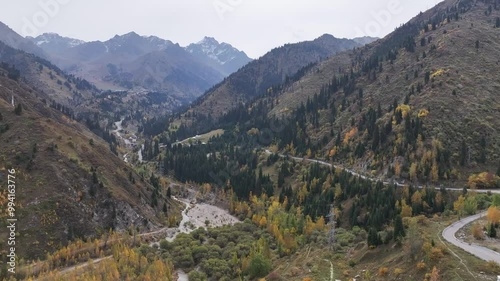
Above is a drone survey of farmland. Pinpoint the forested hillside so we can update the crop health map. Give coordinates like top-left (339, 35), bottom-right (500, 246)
top-left (0, 65), bottom-right (176, 260)
top-left (166, 0), bottom-right (500, 189)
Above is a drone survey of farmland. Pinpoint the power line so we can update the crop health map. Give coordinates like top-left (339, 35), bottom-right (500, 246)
top-left (327, 203), bottom-right (336, 248)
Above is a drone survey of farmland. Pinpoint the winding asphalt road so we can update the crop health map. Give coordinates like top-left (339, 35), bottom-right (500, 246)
top-left (264, 150), bottom-right (500, 265)
top-left (265, 150), bottom-right (500, 194)
top-left (442, 212), bottom-right (500, 264)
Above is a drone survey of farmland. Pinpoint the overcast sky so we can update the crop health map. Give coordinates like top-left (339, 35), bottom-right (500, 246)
top-left (1, 0), bottom-right (442, 58)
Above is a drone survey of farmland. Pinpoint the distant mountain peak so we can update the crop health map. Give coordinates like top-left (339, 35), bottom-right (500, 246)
top-left (198, 36), bottom-right (220, 45)
top-left (317, 33), bottom-right (337, 40)
top-left (0, 21), bottom-right (47, 57)
top-left (352, 36), bottom-right (379, 45)
top-left (121, 31), bottom-right (141, 38)
top-left (30, 33), bottom-right (85, 48)
top-left (186, 37), bottom-right (252, 75)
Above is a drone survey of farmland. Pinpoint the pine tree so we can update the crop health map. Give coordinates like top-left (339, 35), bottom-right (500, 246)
top-left (488, 223), bottom-right (496, 238)
top-left (14, 104), bottom-right (22, 115)
top-left (368, 228), bottom-right (381, 246)
top-left (372, 126), bottom-right (380, 151)
top-left (394, 215), bottom-right (405, 240)
top-left (479, 136), bottom-right (486, 163)
top-left (163, 202), bottom-right (168, 214)
top-left (420, 37), bottom-right (426, 46)
top-left (425, 71), bottom-right (431, 84)
top-left (92, 171), bottom-right (99, 184)
top-left (460, 140), bottom-right (467, 166)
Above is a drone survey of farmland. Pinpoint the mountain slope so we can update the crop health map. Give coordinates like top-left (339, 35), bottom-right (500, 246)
top-left (181, 34), bottom-right (364, 119)
top-left (101, 44), bottom-right (225, 100)
top-left (0, 40), bottom-right (99, 112)
top-left (0, 46), bottom-right (178, 259)
top-left (225, 0), bottom-right (500, 185)
top-left (186, 36), bottom-right (252, 76)
top-left (0, 22), bottom-right (46, 58)
top-left (28, 33), bottom-right (85, 53)
top-left (352, 36), bottom-right (379, 45)
top-left (56, 31), bottom-right (173, 64)
top-left (35, 32), bottom-right (176, 90)
top-left (171, 0), bottom-right (500, 187)
top-left (31, 32), bottom-right (251, 100)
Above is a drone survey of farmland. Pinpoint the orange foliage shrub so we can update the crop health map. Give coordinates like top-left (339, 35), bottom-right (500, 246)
top-left (487, 206), bottom-right (500, 224)
top-left (417, 261), bottom-right (426, 270)
top-left (343, 128), bottom-right (358, 145)
top-left (472, 223), bottom-right (485, 240)
top-left (378, 267), bottom-right (389, 276)
top-left (468, 172), bottom-right (500, 189)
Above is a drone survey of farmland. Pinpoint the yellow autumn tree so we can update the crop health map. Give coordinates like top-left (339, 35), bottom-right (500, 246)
top-left (329, 146), bottom-right (338, 158)
top-left (401, 200), bottom-right (413, 218)
top-left (410, 162), bottom-right (418, 182)
top-left (315, 217), bottom-right (326, 231)
top-left (468, 172), bottom-right (500, 189)
top-left (487, 206), bottom-right (500, 224)
top-left (411, 191), bottom-right (423, 209)
top-left (430, 266), bottom-right (440, 281)
top-left (259, 216), bottom-right (268, 228)
top-left (395, 161), bottom-right (402, 178)
top-left (454, 195), bottom-right (465, 216)
top-left (471, 223), bottom-right (485, 240)
top-left (343, 127), bottom-right (358, 145)
top-left (431, 160), bottom-right (439, 182)
top-left (304, 216), bottom-right (315, 236)
top-left (334, 183), bottom-right (343, 200)
top-left (396, 104), bottom-right (411, 118)
top-left (434, 192), bottom-right (443, 211)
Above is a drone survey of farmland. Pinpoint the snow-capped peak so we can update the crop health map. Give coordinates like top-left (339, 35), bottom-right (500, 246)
top-left (186, 37), bottom-right (251, 67)
top-left (30, 33), bottom-right (85, 49)
top-left (197, 36), bottom-right (219, 45)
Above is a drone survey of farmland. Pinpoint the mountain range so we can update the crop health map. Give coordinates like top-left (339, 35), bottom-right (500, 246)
top-left (0, 59), bottom-right (169, 259)
top-left (3, 1), bottom-right (499, 279)
top-left (176, 0), bottom-right (499, 186)
top-left (0, 22), bottom-right (46, 59)
top-left (27, 32), bottom-right (253, 100)
top-left (183, 34), bottom-right (377, 119)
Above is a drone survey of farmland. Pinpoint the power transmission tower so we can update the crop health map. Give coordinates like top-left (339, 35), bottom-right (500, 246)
top-left (327, 204), bottom-right (336, 249)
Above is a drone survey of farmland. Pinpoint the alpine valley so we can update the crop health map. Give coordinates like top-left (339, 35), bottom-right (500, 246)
top-left (0, 0), bottom-right (500, 280)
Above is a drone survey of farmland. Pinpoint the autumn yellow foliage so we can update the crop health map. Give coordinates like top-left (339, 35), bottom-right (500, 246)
top-left (378, 267), bottom-right (389, 276)
top-left (417, 261), bottom-right (426, 270)
top-left (487, 206), bottom-right (500, 224)
top-left (431, 68), bottom-right (446, 78)
top-left (343, 127), bottom-right (358, 145)
top-left (472, 223), bottom-right (485, 240)
top-left (396, 104), bottom-right (411, 118)
top-left (467, 172), bottom-right (500, 189)
top-left (418, 109), bottom-right (429, 118)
